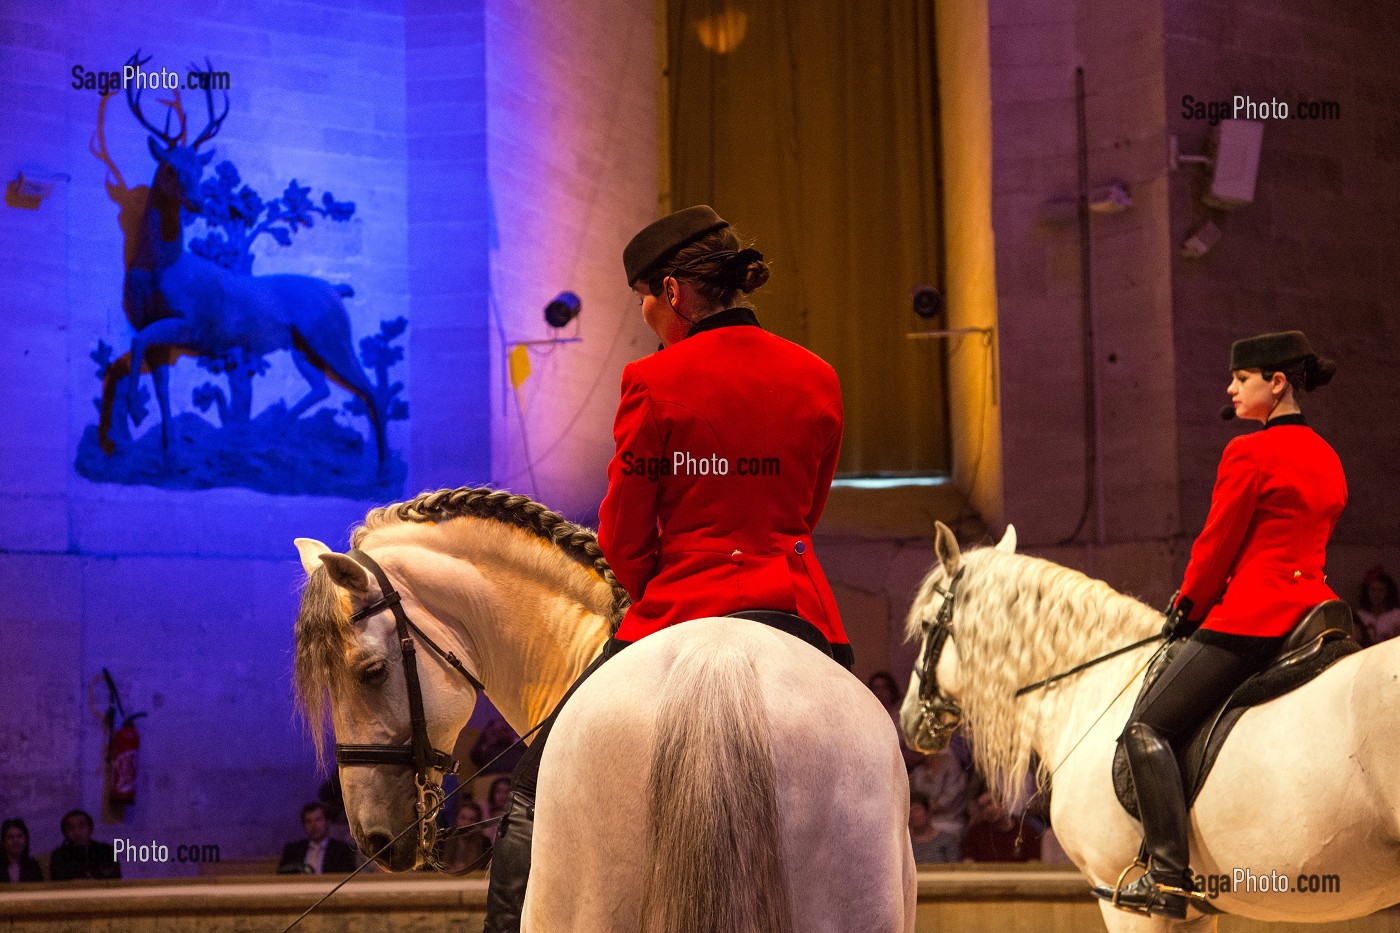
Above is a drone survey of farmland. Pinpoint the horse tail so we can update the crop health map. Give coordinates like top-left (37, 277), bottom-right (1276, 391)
top-left (641, 641), bottom-right (794, 933)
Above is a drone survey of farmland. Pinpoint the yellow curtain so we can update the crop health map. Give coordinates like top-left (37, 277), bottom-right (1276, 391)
top-left (668, 0), bottom-right (948, 474)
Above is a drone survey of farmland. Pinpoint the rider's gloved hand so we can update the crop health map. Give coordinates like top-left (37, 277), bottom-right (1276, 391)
top-left (1161, 591), bottom-right (1196, 641)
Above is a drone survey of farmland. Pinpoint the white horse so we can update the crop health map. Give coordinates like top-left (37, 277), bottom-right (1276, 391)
top-left (900, 522), bottom-right (1400, 932)
top-left (293, 487), bottom-right (915, 933)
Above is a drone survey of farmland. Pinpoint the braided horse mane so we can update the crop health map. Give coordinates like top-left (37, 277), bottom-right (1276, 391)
top-left (296, 487), bottom-right (628, 760)
top-left (352, 486), bottom-right (631, 630)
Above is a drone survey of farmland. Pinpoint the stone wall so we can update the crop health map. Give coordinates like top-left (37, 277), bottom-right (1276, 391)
top-left (1165, 0), bottom-right (1400, 593)
top-left (0, 0), bottom-right (656, 878)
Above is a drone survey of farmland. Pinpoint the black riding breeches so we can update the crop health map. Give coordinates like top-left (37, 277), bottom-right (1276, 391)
top-left (1128, 635), bottom-right (1274, 745)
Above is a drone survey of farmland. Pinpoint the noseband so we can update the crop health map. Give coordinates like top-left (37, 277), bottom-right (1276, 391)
top-left (910, 566), bottom-right (966, 750)
top-left (332, 548), bottom-right (486, 871)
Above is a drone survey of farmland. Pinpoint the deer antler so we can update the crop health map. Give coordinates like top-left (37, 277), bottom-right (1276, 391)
top-left (188, 57), bottom-right (230, 150)
top-left (89, 91), bottom-right (128, 191)
top-left (157, 88), bottom-right (188, 146)
top-left (124, 50), bottom-right (183, 151)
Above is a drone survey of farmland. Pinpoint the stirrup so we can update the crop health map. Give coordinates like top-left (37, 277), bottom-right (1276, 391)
top-left (1096, 859), bottom-right (1207, 919)
top-left (1109, 858), bottom-right (1149, 911)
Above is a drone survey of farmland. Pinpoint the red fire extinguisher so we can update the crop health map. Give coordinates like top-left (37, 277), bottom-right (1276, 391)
top-left (100, 670), bottom-right (147, 807)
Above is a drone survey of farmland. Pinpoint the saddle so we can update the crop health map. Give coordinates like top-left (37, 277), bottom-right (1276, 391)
top-left (1112, 601), bottom-right (1359, 821)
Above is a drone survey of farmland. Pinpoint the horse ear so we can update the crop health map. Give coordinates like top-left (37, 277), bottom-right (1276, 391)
top-left (147, 136), bottom-right (165, 160)
top-left (933, 521), bottom-right (962, 575)
top-left (995, 525), bottom-right (1017, 554)
top-left (199, 149), bottom-right (214, 165)
top-left (318, 552), bottom-right (371, 595)
top-left (294, 538), bottom-right (331, 576)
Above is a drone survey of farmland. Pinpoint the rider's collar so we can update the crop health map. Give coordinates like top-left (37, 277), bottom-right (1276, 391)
top-left (1264, 412), bottom-right (1307, 429)
top-left (687, 306), bottom-right (762, 337)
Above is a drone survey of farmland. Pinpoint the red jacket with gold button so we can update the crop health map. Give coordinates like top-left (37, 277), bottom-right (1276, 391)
top-left (597, 307), bottom-right (848, 647)
top-left (1181, 415), bottom-right (1347, 637)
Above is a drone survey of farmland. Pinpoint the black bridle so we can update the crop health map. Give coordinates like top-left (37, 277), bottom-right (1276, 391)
top-left (332, 548), bottom-right (486, 872)
top-left (908, 565), bottom-right (966, 751)
top-left (908, 560), bottom-right (1169, 752)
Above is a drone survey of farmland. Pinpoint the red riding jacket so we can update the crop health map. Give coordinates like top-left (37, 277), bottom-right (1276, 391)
top-left (597, 308), bottom-right (848, 647)
top-left (1182, 415), bottom-right (1347, 638)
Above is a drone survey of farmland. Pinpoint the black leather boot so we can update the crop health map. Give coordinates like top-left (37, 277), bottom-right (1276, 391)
top-left (1092, 723), bottom-right (1203, 919)
top-left (483, 789), bottom-right (536, 933)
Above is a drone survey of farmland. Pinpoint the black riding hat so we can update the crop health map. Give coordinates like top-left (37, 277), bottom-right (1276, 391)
top-left (623, 205), bottom-right (729, 286)
top-left (1230, 330), bottom-right (1314, 371)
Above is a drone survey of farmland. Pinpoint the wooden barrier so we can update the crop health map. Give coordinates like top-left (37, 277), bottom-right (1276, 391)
top-left (2, 865), bottom-right (1398, 932)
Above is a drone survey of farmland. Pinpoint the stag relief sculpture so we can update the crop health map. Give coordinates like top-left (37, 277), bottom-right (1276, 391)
top-left (94, 52), bottom-right (387, 469)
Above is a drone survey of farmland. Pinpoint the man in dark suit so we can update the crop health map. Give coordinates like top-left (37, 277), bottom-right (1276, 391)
top-left (278, 803), bottom-right (356, 874)
top-left (50, 810), bottom-right (120, 881)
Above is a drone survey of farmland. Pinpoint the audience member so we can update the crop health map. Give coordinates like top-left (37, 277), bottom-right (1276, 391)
top-left (908, 792), bottom-right (960, 864)
top-left (443, 801), bottom-right (492, 873)
top-left (1356, 566), bottom-right (1400, 647)
top-left (2, 818), bottom-right (42, 883)
top-left (908, 746), bottom-right (967, 859)
top-left (866, 670), bottom-right (923, 770)
top-left (962, 790), bottom-right (1042, 863)
top-left (50, 810), bottom-right (120, 881)
top-left (278, 803), bottom-right (356, 875)
top-left (471, 714), bottom-right (525, 775)
top-left (482, 777), bottom-right (512, 844)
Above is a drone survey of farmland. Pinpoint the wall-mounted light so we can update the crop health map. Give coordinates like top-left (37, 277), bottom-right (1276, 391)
top-left (695, 7), bottom-right (749, 54)
top-left (6, 170), bottom-right (69, 210)
top-left (911, 284), bottom-right (944, 322)
top-left (544, 291), bottom-right (581, 328)
top-left (1171, 120), bottom-right (1263, 209)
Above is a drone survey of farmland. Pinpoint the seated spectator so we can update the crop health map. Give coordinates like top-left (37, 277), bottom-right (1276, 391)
top-left (909, 792), bottom-right (960, 864)
top-left (1357, 566), bottom-right (1400, 647)
top-left (50, 810), bottom-right (120, 881)
top-left (867, 670), bottom-right (923, 770)
top-left (482, 777), bottom-right (513, 844)
top-left (962, 790), bottom-right (1042, 863)
top-left (2, 818), bottom-right (42, 883)
top-left (278, 803), bottom-right (356, 875)
top-left (471, 713), bottom-right (525, 775)
top-left (908, 746), bottom-right (967, 860)
top-left (443, 801), bottom-right (492, 873)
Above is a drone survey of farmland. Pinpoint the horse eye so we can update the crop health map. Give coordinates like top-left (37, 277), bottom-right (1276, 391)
top-left (358, 660), bottom-right (388, 686)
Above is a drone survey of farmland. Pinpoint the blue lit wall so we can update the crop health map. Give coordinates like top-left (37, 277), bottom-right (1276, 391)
top-left (0, 0), bottom-right (496, 875)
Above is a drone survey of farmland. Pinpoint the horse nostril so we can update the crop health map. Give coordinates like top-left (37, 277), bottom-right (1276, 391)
top-left (366, 833), bottom-right (393, 858)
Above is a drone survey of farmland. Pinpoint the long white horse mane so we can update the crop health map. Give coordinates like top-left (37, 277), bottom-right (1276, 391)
top-left (905, 545), bottom-right (1162, 805)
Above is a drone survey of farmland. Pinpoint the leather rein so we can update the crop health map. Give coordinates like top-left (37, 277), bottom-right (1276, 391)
top-left (333, 548), bottom-right (487, 873)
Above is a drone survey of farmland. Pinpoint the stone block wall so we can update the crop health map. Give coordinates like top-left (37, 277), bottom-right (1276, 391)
top-left (0, 0), bottom-right (655, 878)
top-left (1165, 0), bottom-right (1400, 593)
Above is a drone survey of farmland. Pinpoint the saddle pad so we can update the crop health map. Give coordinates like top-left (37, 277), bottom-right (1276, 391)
top-left (1113, 636), bottom-right (1359, 820)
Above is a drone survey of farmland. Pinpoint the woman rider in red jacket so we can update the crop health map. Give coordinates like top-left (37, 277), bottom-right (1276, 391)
top-left (485, 206), bottom-right (852, 932)
top-left (1095, 330), bottom-right (1345, 918)
top-left (599, 204), bottom-right (852, 665)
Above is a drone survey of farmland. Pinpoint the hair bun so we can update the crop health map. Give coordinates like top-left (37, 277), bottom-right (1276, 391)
top-left (1305, 355), bottom-right (1337, 391)
top-left (727, 247), bottom-right (769, 293)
